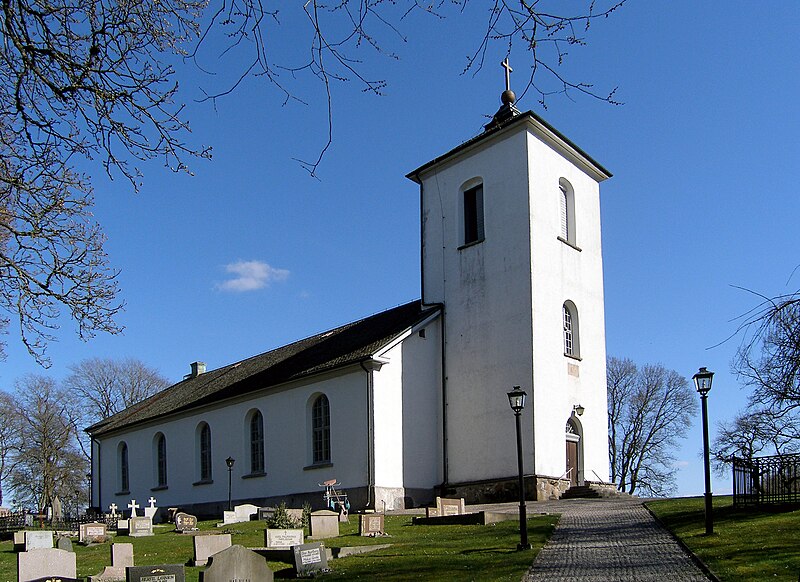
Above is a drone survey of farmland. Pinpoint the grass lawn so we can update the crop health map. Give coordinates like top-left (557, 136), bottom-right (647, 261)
top-left (646, 496), bottom-right (800, 582)
top-left (0, 513), bottom-right (557, 581)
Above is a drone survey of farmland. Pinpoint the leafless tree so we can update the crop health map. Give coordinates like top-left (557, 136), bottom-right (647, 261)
top-left (607, 357), bottom-right (698, 496)
top-left (64, 357), bottom-right (170, 460)
top-left (0, 0), bottom-right (626, 365)
top-left (7, 375), bottom-right (86, 512)
top-left (712, 409), bottom-right (799, 477)
top-left (0, 390), bottom-right (21, 506)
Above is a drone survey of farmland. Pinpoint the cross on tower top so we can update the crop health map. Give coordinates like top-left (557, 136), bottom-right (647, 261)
top-left (502, 58), bottom-right (513, 92)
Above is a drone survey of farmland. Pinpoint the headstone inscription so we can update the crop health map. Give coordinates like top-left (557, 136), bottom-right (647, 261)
top-left (359, 514), bottom-right (385, 536)
top-left (201, 544), bottom-right (274, 582)
top-left (17, 547), bottom-right (77, 582)
top-left (125, 564), bottom-right (184, 582)
top-left (264, 528), bottom-right (304, 549)
top-left (174, 512), bottom-right (198, 533)
top-left (291, 542), bottom-right (329, 578)
top-left (128, 516), bottom-right (153, 537)
top-left (80, 521), bottom-right (109, 544)
top-left (192, 533), bottom-right (232, 567)
top-left (436, 496), bottom-right (465, 516)
top-left (25, 530), bottom-right (54, 550)
top-left (309, 510), bottom-right (339, 539)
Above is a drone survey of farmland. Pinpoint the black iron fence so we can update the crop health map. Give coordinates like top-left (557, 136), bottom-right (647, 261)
top-left (733, 453), bottom-right (800, 507)
top-left (0, 510), bottom-right (118, 534)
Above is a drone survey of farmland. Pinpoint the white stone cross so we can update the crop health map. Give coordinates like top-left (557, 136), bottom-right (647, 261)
top-left (109, 503), bottom-right (118, 517)
top-left (501, 58), bottom-right (513, 92)
top-left (128, 499), bottom-right (139, 517)
top-left (148, 496), bottom-right (157, 508)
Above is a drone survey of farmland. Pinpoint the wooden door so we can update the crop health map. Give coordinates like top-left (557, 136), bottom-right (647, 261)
top-left (566, 440), bottom-right (579, 486)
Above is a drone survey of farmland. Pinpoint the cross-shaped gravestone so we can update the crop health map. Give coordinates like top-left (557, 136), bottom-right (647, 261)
top-left (501, 57), bottom-right (513, 92)
top-left (128, 499), bottom-right (139, 517)
top-left (109, 503), bottom-right (118, 517)
top-left (148, 497), bottom-right (157, 508)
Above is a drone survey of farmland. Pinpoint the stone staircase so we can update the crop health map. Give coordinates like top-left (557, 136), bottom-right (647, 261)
top-left (561, 483), bottom-right (631, 500)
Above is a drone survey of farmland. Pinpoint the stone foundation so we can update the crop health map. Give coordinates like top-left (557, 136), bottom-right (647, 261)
top-left (436, 475), bottom-right (572, 504)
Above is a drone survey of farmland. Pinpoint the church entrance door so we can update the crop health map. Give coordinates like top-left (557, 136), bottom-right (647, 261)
top-left (565, 440), bottom-right (579, 486)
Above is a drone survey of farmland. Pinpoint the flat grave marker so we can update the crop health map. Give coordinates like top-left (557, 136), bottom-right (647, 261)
top-left (292, 542), bottom-right (328, 578)
top-left (202, 544), bottom-right (274, 582)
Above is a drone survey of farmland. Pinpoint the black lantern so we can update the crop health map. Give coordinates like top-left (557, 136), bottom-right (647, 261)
top-left (693, 367), bottom-right (714, 395)
top-left (226, 457), bottom-right (236, 511)
top-left (507, 386), bottom-right (527, 413)
top-left (506, 386), bottom-right (531, 550)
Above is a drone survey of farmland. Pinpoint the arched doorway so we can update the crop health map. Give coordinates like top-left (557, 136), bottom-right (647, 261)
top-left (565, 418), bottom-right (582, 487)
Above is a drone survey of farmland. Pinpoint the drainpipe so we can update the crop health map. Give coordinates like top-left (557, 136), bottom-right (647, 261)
top-left (359, 359), bottom-right (379, 510)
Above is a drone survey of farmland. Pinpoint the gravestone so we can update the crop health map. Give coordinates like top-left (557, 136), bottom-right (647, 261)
top-left (126, 564), bottom-right (184, 582)
top-left (129, 516), bottom-right (153, 537)
top-left (309, 510), bottom-right (339, 539)
top-left (109, 503), bottom-right (119, 517)
top-left (14, 531), bottom-right (26, 551)
top-left (192, 534), bottom-right (231, 567)
top-left (174, 512), bottom-right (198, 533)
top-left (233, 503), bottom-right (258, 522)
top-left (117, 519), bottom-right (130, 535)
top-left (264, 528), bottom-right (304, 549)
top-left (57, 536), bottom-right (74, 552)
top-left (17, 547), bottom-right (77, 581)
top-left (88, 543), bottom-right (134, 582)
top-left (144, 497), bottom-right (158, 522)
top-left (127, 500), bottom-right (140, 518)
top-left (436, 496), bottom-right (465, 516)
top-left (25, 530), bottom-right (54, 550)
top-left (291, 542), bottom-right (328, 578)
top-left (80, 521), bottom-right (109, 544)
top-left (286, 508), bottom-right (304, 523)
top-left (201, 545), bottom-right (274, 582)
top-left (359, 514), bottom-right (385, 536)
top-left (221, 511), bottom-right (237, 525)
top-left (257, 506), bottom-right (276, 521)
top-left (425, 507), bottom-right (440, 518)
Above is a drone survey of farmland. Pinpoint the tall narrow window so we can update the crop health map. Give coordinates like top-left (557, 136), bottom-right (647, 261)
top-left (250, 411), bottom-right (265, 474)
top-left (559, 178), bottom-right (576, 246)
top-left (463, 184), bottom-right (484, 245)
top-left (199, 423), bottom-right (212, 481)
top-left (119, 442), bottom-right (129, 492)
top-left (312, 394), bottom-right (331, 464)
top-left (563, 301), bottom-right (580, 358)
top-left (156, 433), bottom-right (167, 487)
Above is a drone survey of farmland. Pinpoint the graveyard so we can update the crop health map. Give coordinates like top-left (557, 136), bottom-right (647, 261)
top-left (0, 507), bottom-right (558, 581)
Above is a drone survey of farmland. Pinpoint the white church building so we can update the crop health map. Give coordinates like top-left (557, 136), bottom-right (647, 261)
top-left (87, 82), bottom-right (612, 517)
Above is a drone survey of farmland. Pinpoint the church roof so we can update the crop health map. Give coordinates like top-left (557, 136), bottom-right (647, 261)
top-left (86, 300), bottom-right (441, 437)
top-left (406, 109), bottom-right (612, 183)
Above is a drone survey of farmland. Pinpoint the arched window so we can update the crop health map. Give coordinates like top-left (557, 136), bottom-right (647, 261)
top-left (559, 178), bottom-right (576, 246)
top-left (250, 410), bottom-right (265, 474)
top-left (198, 423), bottom-right (212, 481)
top-left (563, 301), bottom-right (580, 358)
top-left (312, 394), bottom-right (331, 464)
top-left (155, 433), bottom-right (167, 487)
top-left (118, 442), bottom-right (129, 493)
top-left (461, 181), bottom-right (485, 246)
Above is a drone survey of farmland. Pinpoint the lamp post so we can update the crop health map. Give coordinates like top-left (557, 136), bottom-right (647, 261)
top-left (86, 472), bottom-right (92, 514)
top-left (225, 457), bottom-right (235, 511)
top-left (507, 386), bottom-right (531, 550)
top-left (693, 367), bottom-right (714, 535)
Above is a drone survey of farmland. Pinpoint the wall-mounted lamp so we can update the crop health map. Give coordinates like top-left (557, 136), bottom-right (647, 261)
top-left (573, 404), bottom-right (585, 417)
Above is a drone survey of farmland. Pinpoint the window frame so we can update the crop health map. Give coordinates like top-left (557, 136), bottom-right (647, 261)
top-left (249, 410), bottom-right (265, 475)
top-left (563, 301), bottom-right (581, 360)
top-left (199, 423), bottom-right (212, 482)
top-left (311, 394), bottom-right (331, 465)
top-left (118, 442), bottom-right (129, 494)
top-left (461, 183), bottom-right (485, 248)
top-left (154, 433), bottom-right (168, 489)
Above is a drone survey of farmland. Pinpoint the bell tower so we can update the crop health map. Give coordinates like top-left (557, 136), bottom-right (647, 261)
top-left (407, 61), bottom-right (612, 500)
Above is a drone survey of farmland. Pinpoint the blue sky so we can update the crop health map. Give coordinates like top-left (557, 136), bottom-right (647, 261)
top-left (1, 1), bottom-right (798, 498)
